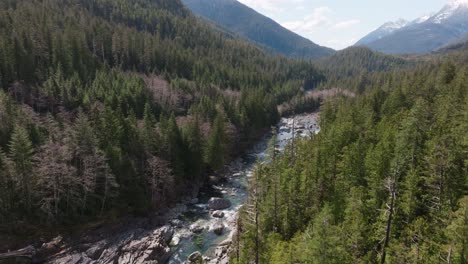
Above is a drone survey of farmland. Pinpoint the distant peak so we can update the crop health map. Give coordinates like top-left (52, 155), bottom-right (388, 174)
top-left (413, 13), bottom-right (432, 24)
top-left (448, 0), bottom-right (468, 8)
top-left (431, 0), bottom-right (468, 24)
top-left (381, 19), bottom-right (409, 30)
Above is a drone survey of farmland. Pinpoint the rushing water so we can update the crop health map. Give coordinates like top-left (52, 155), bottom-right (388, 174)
top-left (168, 113), bottom-right (320, 263)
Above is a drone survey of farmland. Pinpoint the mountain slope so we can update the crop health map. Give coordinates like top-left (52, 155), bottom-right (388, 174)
top-left (182, 0), bottom-right (335, 59)
top-left (316, 47), bottom-right (410, 78)
top-left (0, 0), bottom-right (324, 236)
top-left (436, 33), bottom-right (468, 53)
top-left (356, 1), bottom-right (468, 54)
top-left (355, 19), bottom-right (409, 46)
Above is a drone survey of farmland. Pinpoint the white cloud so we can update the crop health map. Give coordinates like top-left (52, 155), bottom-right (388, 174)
top-left (238, 0), bottom-right (305, 13)
top-left (237, 0), bottom-right (362, 49)
top-left (282, 6), bottom-right (333, 33)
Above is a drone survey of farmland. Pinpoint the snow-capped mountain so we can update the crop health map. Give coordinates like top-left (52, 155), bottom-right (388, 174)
top-left (409, 13), bottom-right (433, 25)
top-left (428, 0), bottom-right (468, 24)
top-left (355, 19), bottom-right (409, 46)
top-left (355, 0), bottom-right (468, 54)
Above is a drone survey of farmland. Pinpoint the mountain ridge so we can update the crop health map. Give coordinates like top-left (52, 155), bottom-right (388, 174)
top-left (182, 0), bottom-right (335, 59)
top-left (355, 1), bottom-right (468, 54)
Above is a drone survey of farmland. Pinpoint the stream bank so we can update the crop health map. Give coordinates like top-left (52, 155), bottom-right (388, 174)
top-left (2, 112), bottom-right (319, 264)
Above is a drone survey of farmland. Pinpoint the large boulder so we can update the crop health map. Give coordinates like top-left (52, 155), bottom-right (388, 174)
top-left (158, 225), bottom-right (174, 244)
top-left (208, 198), bottom-right (231, 210)
top-left (190, 224), bottom-right (204, 234)
top-left (188, 251), bottom-right (202, 263)
top-left (212, 211), bottom-right (224, 218)
top-left (211, 223), bottom-right (224, 236)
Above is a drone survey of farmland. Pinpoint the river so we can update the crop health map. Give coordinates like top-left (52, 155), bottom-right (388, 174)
top-left (168, 112), bottom-right (320, 263)
top-left (30, 112), bottom-right (319, 264)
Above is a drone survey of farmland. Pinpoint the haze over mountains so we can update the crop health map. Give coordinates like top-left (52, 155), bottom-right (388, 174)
top-left (356, 0), bottom-right (468, 54)
top-left (182, 0), bottom-right (335, 59)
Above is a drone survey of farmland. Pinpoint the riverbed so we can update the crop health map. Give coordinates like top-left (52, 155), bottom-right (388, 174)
top-left (168, 112), bottom-right (320, 263)
top-left (26, 113), bottom-right (319, 264)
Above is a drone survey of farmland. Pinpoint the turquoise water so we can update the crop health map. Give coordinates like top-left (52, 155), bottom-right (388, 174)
top-left (167, 113), bottom-right (319, 263)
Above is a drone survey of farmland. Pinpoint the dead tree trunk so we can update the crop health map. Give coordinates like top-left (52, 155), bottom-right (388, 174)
top-left (381, 177), bottom-right (396, 264)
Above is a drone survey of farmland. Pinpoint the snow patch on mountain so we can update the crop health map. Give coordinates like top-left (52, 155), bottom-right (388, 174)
top-left (381, 19), bottom-right (409, 30)
top-left (412, 14), bottom-right (432, 24)
top-left (432, 0), bottom-right (468, 23)
top-left (449, 0), bottom-right (468, 8)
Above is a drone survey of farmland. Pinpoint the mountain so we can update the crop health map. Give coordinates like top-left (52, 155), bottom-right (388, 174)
top-left (355, 19), bottom-right (409, 46)
top-left (436, 33), bottom-right (468, 53)
top-left (182, 0), bottom-right (335, 59)
top-left (356, 0), bottom-right (468, 54)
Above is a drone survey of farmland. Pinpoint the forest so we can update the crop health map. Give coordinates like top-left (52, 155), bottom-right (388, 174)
top-left (0, 0), bottom-right (466, 263)
top-left (234, 57), bottom-right (468, 263)
top-left (0, 0), bottom-right (323, 232)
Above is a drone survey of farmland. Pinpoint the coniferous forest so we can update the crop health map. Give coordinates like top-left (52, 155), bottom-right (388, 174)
top-left (235, 58), bottom-right (468, 263)
top-left (0, 0), bottom-right (321, 230)
top-left (0, 0), bottom-right (466, 263)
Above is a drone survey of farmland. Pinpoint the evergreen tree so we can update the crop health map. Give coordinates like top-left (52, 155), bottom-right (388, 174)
top-left (9, 125), bottom-right (34, 213)
top-left (205, 113), bottom-right (225, 171)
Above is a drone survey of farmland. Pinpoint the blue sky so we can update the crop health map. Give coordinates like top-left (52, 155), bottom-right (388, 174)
top-left (237, 0), bottom-right (448, 50)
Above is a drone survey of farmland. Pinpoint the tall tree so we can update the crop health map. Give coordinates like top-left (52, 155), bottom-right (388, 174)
top-left (9, 125), bottom-right (34, 213)
top-left (205, 113), bottom-right (225, 171)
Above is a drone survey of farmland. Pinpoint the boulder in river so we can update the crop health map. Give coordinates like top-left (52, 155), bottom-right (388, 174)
top-left (212, 223), bottom-right (224, 236)
top-left (208, 198), bottom-right (231, 210)
top-left (212, 211), bottom-right (224, 218)
top-left (190, 224), bottom-right (204, 234)
top-left (170, 219), bottom-right (184, 228)
top-left (188, 251), bottom-right (202, 263)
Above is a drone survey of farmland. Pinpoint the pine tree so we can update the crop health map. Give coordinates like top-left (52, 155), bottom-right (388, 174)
top-left (183, 115), bottom-right (203, 181)
top-left (205, 113), bottom-right (225, 171)
top-left (0, 147), bottom-right (14, 222)
top-left (9, 125), bottom-right (34, 213)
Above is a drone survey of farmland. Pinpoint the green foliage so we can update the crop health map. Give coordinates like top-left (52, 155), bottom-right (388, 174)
top-left (237, 59), bottom-right (468, 263)
top-left (0, 0), bottom-right (323, 227)
top-left (205, 113), bottom-right (225, 171)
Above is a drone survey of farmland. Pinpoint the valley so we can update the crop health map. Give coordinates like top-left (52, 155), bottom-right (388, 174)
top-left (0, 0), bottom-right (466, 264)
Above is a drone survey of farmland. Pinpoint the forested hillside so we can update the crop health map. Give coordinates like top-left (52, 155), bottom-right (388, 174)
top-left (315, 47), bottom-right (413, 92)
top-left (182, 0), bottom-right (335, 59)
top-left (0, 0), bottom-right (323, 231)
top-left (235, 58), bottom-right (468, 263)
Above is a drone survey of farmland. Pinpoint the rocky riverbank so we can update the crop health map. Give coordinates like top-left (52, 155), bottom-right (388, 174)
top-left (1, 112), bottom-right (319, 264)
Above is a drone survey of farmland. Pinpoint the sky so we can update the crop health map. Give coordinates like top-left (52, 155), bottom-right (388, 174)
top-left (237, 0), bottom-right (448, 50)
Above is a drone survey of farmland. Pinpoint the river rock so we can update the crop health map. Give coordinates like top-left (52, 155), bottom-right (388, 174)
top-left (44, 225), bottom-right (174, 264)
top-left (40, 235), bottom-right (63, 255)
top-left (48, 253), bottom-right (93, 264)
top-left (190, 224), bottom-right (204, 233)
top-left (116, 227), bottom-right (173, 264)
top-left (170, 235), bottom-right (180, 246)
top-left (211, 223), bottom-right (224, 236)
top-left (212, 211), bottom-right (224, 218)
top-left (208, 198), bottom-right (231, 210)
top-left (188, 251), bottom-right (202, 262)
top-left (85, 240), bottom-right (106, 260)
top-left (170, 219), bottom-right (184, 228)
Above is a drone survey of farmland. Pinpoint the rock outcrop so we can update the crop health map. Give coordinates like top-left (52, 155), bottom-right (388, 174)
top-left (45, 225), bottom-right (174, 264)
top-left (207, 198), bottom-right (231, 210)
